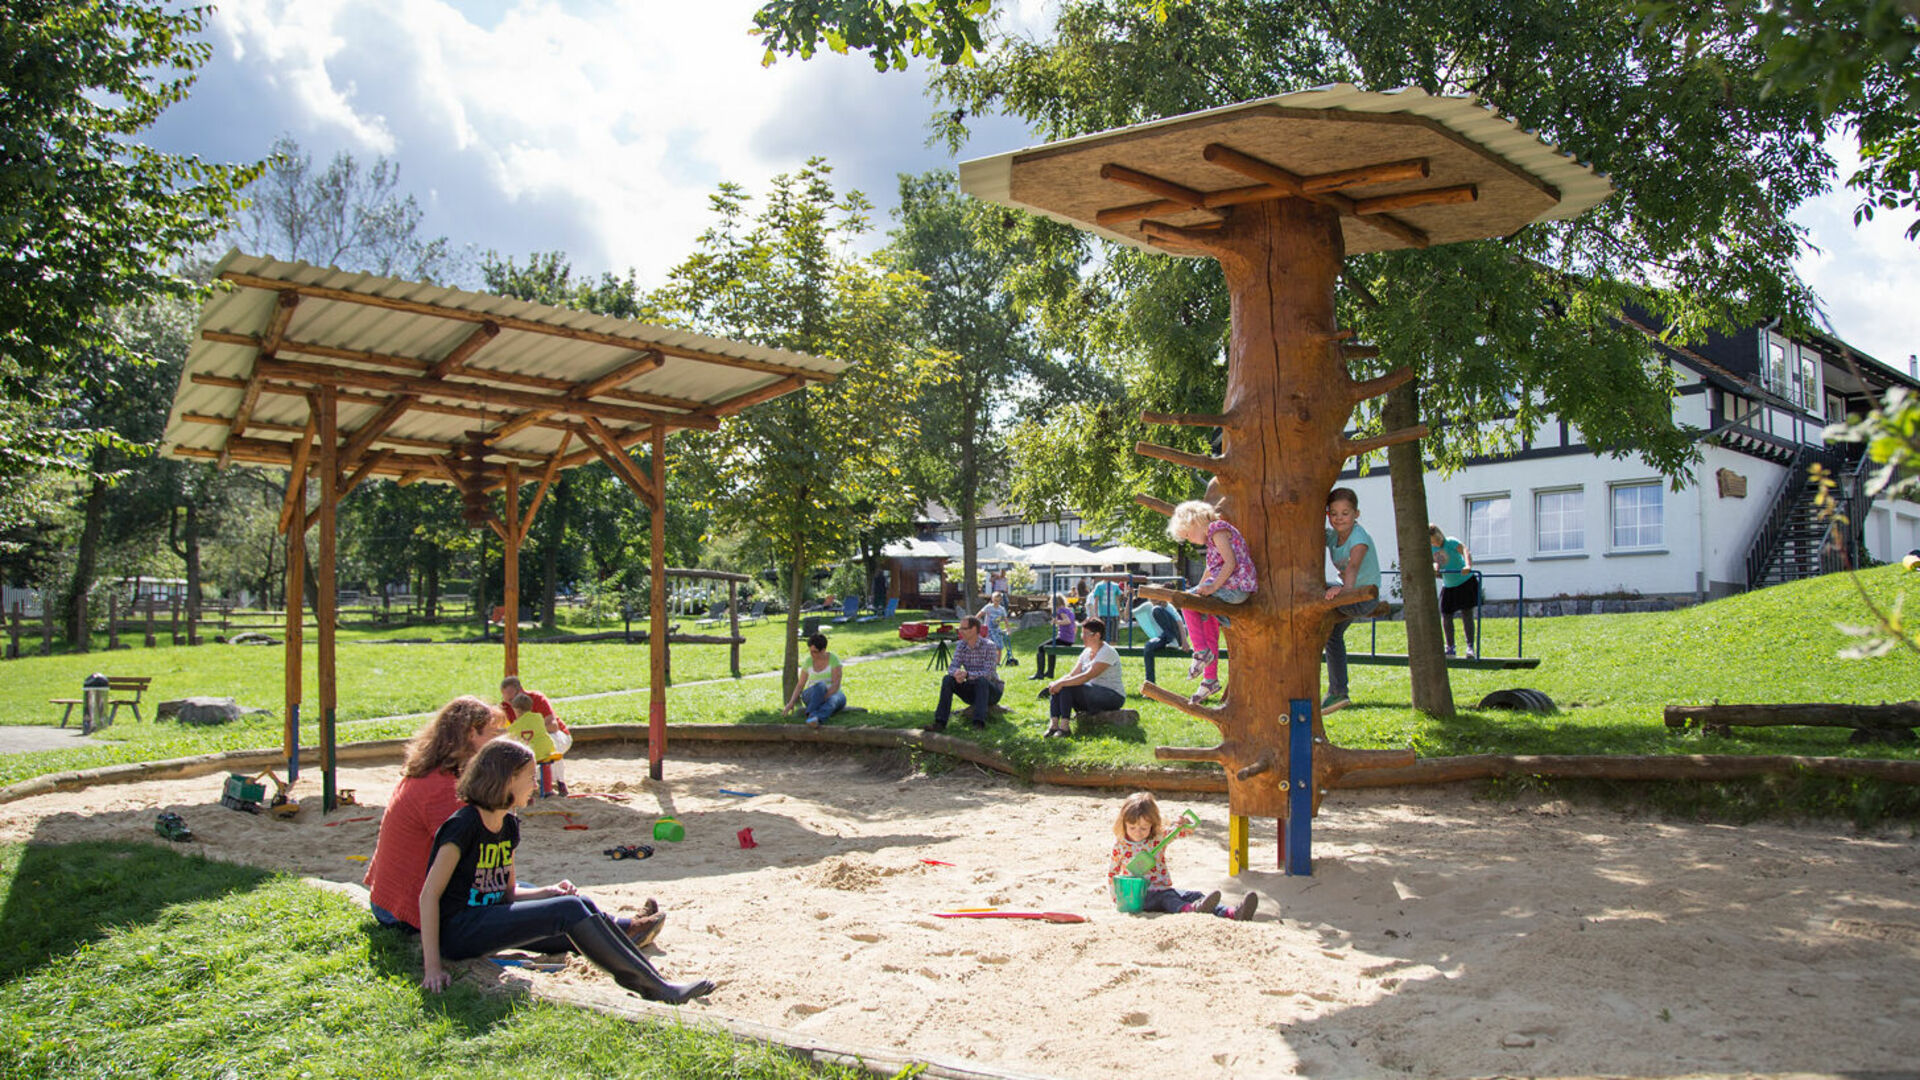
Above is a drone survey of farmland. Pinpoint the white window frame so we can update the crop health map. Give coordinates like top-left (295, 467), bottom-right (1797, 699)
top-left (1609, 481), bottom-right (1664, 551)
top-left (1533, 487), bottom-right (1585, 555)
top-left (1466, 493), bottom-right (1512, 559)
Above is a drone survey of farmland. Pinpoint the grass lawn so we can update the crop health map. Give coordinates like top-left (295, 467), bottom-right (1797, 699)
top-left (0, 841), bottom-right (863, 1079)
top-left (4, 568), bottom-right (1918, 817)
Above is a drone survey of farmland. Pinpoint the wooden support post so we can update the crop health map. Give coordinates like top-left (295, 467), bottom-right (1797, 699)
top-left (648, 426), bottom-right (667, 781)
top-left (728, 578), bottom-right (740, 678)
top-left (7, 601), bottom-right (19, 659)
top-left (169, 595), bottom-right (181, 645)
top-left (502, 462), bottom-right (521, 678)
top-left (107, 593), bottom-right (119, 650)
top-left (317, 386), bottom-right (339, 811)
top-left (285, 460), bottom-right (306, 782)
top-left (1227, 813), bottom-right (1249, 877)
top-left (144, 597), bottom-right (156, 648)
top-left (40, 592), bottom-right (51, 655)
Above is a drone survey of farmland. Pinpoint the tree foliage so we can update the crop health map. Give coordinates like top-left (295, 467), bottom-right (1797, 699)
top-left (753, 0), bottom-right (994, 70)
top-left (234, 135), bottom-right (465, 281)
top-left (653, 160), bottom-right (942, 692)
top-left (884, 171), bottom-right (1090, 605)
top-left (919, 0), bottom-right (1835, 529)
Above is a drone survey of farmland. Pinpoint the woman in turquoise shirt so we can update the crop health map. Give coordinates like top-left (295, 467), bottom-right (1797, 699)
top-left (1429, 524), bottom-right (1479, 658)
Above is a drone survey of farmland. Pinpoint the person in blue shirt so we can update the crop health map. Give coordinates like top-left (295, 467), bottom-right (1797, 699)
top-left (1429, 524), bottom-right (1479, 658)
top-left (1323, 487), bottom-right (1379, 714)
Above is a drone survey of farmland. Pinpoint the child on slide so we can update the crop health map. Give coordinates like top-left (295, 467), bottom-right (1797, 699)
top-left (1107, 792), bottom-right (1256, 920)
top-left (1167, 500), bottom-right (1257, 704)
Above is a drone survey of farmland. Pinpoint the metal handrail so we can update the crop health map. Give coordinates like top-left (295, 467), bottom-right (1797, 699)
top-left (1369, 569), bottom-right (1527, 659)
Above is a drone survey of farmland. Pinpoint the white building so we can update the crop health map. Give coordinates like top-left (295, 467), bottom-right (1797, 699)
top-left (1338, 320), bottom-right (1920, 606)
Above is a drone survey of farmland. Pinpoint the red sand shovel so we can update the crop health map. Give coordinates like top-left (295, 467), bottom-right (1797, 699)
top-left (931, 910), bottom-right (1088, 924)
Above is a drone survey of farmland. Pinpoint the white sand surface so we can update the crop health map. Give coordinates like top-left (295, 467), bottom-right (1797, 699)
top-left (4, 743), bottom-right (1916, 1078)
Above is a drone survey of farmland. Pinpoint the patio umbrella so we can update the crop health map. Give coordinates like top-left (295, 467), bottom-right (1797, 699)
top-left (977, 540), bottom-right (1029, 563)
top-left (1094, 544), bottom-right (1175, 566)
top-left (1021, 542), bottom-right (1104, 565)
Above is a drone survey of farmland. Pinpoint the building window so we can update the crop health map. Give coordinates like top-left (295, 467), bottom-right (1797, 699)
top-left (1534, 488), bottom-right (1584, 554)
top-left (1611, 482), bottom-right (1664, 550)
top-left (1467, 495), bottom-right (1511, 558)
top-left (1011, 527), bottom-right (1024, 547)
top-left (1762, 331), bottom-right (1822, 413)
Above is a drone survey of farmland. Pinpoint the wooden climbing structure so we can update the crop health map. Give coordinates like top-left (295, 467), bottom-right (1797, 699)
top-left (960, 86), bottom-right (1612, 872)
top-left (161, 251), bottom-right (843, 806)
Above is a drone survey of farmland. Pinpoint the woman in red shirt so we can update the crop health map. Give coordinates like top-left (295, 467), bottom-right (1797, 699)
top-left (364, 695), bottom-right (663, 945)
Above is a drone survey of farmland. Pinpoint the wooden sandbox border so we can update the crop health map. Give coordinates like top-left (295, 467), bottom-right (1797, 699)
top-left (6, 722), bottom-right (1919, 807)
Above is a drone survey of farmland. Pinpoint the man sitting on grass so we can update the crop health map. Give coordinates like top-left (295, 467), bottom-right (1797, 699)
top-left (931, 616), bottom-right (1002, 730)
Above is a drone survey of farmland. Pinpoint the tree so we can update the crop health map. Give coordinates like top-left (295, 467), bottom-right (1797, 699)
top-left (885, 171), bottom-right (1084, 609)
top-left (0, 0), bottom-right (255, 536)
top-left (234, 135), bottom-right (466, 282)
top-left (653, 160), bottom-right (942, 696)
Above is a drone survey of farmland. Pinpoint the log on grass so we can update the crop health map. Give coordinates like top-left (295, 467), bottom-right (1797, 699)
top-left (1664, 702), bottom-right (1920, 730)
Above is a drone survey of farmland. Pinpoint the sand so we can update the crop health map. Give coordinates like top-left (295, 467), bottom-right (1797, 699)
top-left (4, 743), bottom-right (1917, 1079)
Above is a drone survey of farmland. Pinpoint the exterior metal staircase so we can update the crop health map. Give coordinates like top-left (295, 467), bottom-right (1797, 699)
top-left (1743, 445), bottom-right (1871, 590)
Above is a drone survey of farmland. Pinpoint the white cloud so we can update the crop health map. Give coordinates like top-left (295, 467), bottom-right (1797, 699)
top-left (1793, 135), bottom-right (1920, 368)
top-left (184, 0), bottom-right (1918, 365)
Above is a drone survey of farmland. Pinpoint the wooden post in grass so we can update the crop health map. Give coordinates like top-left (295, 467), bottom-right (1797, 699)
top-left (729, 577), bottom-right (741, 678)
top-left (41, 588), bottom-right (53, 655)
top-left (144, 596), bottom-right (156, 648)
top-left (107, 593), bottom-right (119, 651)
top-left (317, 385), bottom-right (340, 811)
top-left (7, 601), bottom-right (19, 659)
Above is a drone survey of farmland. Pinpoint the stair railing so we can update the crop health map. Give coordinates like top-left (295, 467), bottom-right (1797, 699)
top-left (1744, 445), bottom-right (1813, 590)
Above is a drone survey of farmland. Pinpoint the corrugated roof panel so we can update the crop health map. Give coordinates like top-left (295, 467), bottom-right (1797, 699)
top-left (162, 251), bottom-right (845, 483)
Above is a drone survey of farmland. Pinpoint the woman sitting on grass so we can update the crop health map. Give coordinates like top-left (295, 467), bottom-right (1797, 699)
top-left (419, 738), bottom-right (715, 1004)
top-left (365, 696), bottom-right (663, 945)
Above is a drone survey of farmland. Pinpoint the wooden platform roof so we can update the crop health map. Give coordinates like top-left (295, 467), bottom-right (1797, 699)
top-left (958, 84), bottom-right (1613, 256)
top-left (162, 250), bottom-right (845, 488)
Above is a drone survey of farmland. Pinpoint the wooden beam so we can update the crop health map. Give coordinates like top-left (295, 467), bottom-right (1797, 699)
top-left (338, 448), bottom-right (392, 500)
top-left (502, 462), bottom-right (521, 677)
top-left (1352, 184), bottom-right (1477, 216)
top-left (518, 431), bottom-right (572, 540)
top-left (648, 424), bottom-right (667, 781)
top-left (232, 290), bottom-right (301, 441)
top-left (315, 385), bottom-right (339, 810)
top-left (1092, 158), bottom-right (1435, 228)
top-left (252, 356), bottom-right (719, 430)
top-left (428, 321), bottom-right (500, 378)
top-left (482, 350), bottom-right (667, 447)
top-left (201, 332), bottom-right (713, 411)
top-left (192, 374), bottom-right (586, 435)
top-left (337, 395), bottom-right (416, 470)
top-left (580, 418), bottom-right (658, 504)
top-left (217, 271), bottom-right (837, 381)
top-left (1202, 143), bottom-right (1430, 249)
top-left (183, 413), bottom-right (553, 464)
top-left (195, 436), bottom-right (504, 485)
top-left (709, 375), bottom-right (805, 417)
top-left (277, 412), bottom-right (319, 535)
top-left (577, 350), bottom-right (665, 400)
top-left (1099, 163), bottom-right (1207, 207)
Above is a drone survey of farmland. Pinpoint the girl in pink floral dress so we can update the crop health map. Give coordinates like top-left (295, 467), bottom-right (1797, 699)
top-left (1166, 500), bottom-right (1257, 704)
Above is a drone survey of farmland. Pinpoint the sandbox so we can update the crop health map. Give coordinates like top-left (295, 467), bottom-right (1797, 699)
top-left (3, 743), bottom-right (1915, 1078)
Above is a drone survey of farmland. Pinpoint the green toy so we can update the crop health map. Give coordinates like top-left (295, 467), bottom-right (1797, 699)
top-left (652, 818), bottom-right (685, 842)
top-left (1125, 810), bottom-right (1200, 876)
top-left (220, 772), bottom-right (268, 813)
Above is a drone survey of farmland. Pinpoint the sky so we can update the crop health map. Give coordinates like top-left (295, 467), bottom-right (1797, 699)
top-left (145, 0), bottom-right (1920, 369)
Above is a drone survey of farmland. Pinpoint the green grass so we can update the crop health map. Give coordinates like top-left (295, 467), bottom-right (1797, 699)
top-left (0, 841), bottom-right (865, 1079)
top-left (6, 568), bottom-right (1920, 819)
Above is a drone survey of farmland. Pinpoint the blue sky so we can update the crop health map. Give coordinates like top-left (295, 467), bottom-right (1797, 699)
top-left (146, 0), bottom-right (1919, 369)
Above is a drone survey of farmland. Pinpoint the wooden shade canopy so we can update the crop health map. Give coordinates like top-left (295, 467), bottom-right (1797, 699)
top-left (960, 86), bottom-right (1610, 873)
top-left (162, 251), bottom-right (844, 806)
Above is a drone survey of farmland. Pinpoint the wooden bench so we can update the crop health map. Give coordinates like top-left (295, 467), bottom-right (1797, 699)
top-left (1037, 640), bottom-right (1540, 682)
top-left (51, 676), bottom-right (153, 730)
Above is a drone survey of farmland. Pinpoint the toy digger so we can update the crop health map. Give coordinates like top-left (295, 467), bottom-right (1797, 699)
top-left (220, 769), bottom-right (300, 819)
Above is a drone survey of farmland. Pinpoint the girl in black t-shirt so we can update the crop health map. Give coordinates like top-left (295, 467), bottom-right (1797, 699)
top-left (417, 738), bottom-right (714, 1003)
